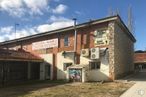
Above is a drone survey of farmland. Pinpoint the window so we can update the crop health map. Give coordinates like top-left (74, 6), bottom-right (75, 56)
top-left (95, 30), bottom-right (106, 38)
top-left (94, 29), bottom-right (108, 45)
top-left (63, 63), bottom-right (72, 71)
top-left (64, 35), bottom-right (69, 46)
top-left (89, 61), bottom-right (100, 70)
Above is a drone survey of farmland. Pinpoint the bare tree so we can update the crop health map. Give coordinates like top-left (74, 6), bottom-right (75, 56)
top-left (108, 7), bottom-right (113, 16)
top-left (108, 7), bottom-right (120, 16)
top-left (115, 8), bottom-right (120, 15)
top-left (128, 5), bottom-right (135, 35)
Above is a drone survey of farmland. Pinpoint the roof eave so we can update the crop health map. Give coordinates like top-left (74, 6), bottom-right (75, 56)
top-left (116, 15), bottom-right (136, 42)
top-left (0, 15), bottom-right (118, 46)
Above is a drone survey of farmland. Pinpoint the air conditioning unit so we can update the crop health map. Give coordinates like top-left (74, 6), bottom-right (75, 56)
top-left (90, 48), bottom-right (100, 59)
top-left (81, 49), bottom-right (89, 57)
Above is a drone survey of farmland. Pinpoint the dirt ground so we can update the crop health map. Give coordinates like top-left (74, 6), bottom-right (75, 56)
top-left (0, 81), bottom-right (133, 97)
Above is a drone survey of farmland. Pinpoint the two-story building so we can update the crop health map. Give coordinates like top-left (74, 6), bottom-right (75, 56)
top-left (0, 15), bottom-right (136, 82)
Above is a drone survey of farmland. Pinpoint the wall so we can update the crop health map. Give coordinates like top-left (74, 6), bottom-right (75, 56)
top-left (1, 22), bottom-right (109, 80)
top-left (113, 22), bottom-right (134, 79)
top-left (57, 52), bottom-right (75, 80)
top-left (80, 48), bottom-right (110, 81)
top-left (39, 54), bottom-right (53, 80)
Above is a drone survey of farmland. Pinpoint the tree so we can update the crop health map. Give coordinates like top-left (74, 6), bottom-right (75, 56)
top-left (128, 5), bottom-right (135, 35)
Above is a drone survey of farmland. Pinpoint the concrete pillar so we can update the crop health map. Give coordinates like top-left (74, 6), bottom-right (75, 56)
top-left (82, 68), bottom-right (86, 82)
top-left (28, 62), bottom-right (31, 80)
top-left (40, 63), bottom-right (45, 80)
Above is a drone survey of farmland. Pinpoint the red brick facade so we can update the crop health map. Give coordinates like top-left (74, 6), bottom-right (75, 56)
top-left (134, 53), bottom-right (146, 63)
top-left (0, 22), bottom-right (109, 79)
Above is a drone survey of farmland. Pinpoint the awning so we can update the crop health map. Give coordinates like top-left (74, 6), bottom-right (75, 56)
top-left (0, 49), bottom-right (43, 62)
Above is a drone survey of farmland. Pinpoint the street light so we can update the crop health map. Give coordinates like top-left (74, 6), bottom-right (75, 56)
top-left (14, 23), bottom-right (19, 39)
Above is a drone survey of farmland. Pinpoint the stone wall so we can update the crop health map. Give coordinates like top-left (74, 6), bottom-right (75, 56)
top-left (108, 21), bottom-right (115, 80)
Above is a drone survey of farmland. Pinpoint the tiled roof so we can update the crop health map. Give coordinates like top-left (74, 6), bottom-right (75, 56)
top-left (134, 53), bottom-right (146, 63)
top-left (0, 49), bottom-right (43, 62)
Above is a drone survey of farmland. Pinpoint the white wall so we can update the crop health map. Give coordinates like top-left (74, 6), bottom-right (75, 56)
top-left (80, 48), bottom-right (110, 81)
top-left (56, 49), bottom-right (109, 82)
top-left (57, 52), bottom-right (74, 80)
top-left (39, 54), bottom-right (53, 80)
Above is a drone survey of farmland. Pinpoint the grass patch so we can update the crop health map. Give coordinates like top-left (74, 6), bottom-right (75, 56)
top-left (0, 81), bottom-right (133, 97)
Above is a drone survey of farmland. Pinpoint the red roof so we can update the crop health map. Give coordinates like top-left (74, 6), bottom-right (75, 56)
top-left (134, 53), bottom-right (146, 63)
top-left (0, 49), bottom-right (43, 62)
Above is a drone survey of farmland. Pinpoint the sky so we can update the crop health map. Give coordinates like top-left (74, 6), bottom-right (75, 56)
top-left (0, 0), bottom-right (145, 50)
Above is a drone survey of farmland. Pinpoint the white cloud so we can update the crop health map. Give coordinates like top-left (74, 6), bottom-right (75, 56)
top-left (37, 21), bottom-right (73, 32)
top-left (0, 0), bottom-right (22, 9)
top-left (0, 0), bottom-right (50, 17)
top-left (37, 16), bottom-right (73, 32)
top-left (23, 0), bottom-right (49, 15)
top-left (0, 26), bottom-right (13, 35)
top-left (0, 0), bottom-right (25, 17)
top-left (0, 16), bottom-right (73, 42)
top-left (0, 26), bottom-right (37, 41)
top-left (0, 26), bottom-right (14, 41)
top-left (49, 15), bottom-right (71, 22)
top-left (75, 11), bottom-right (82, 15)
top-left (52, 4), bottom-right (68, 14)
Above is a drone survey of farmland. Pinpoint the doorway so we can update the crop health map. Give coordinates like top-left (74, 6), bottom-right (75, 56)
top-left (45, 65), bottom-right (51, 80)
top-left (135, 64), bottom-right (146, 72)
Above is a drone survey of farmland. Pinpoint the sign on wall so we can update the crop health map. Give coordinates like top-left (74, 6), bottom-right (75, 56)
top-left (32, 38), bottom-right (58, 50)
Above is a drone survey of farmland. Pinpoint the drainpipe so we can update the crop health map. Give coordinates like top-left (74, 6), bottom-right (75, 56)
top-left (73, 18), bottom-right (77, 64)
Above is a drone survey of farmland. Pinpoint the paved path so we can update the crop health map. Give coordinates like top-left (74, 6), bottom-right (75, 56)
top-left (120, 82), bottom-right (146, 97)
top-left (120, 72), bottom-right (146, 97)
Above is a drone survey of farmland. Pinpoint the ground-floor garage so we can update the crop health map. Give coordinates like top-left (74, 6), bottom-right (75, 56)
top-left (0, 61), bottom-right (41, 87)
top-left (0, 49), bottom-right (43, 87)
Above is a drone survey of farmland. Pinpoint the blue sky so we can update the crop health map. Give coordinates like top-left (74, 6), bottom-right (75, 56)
top-left (0, 0), bottom-right (145, 50)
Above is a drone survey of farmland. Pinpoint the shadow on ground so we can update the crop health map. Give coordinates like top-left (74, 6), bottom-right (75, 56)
top-left (0, 80), bottom-right (68, 97)
top-left (123, 72), bottom-right (146, 82)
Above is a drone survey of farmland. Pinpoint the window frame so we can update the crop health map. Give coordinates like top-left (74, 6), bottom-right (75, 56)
top-left (95, 29), bottom-right (106, 38)
top-left (89, 61), bottom-right (101, 70)
top-left (64, 35), bottom-right (69, 47)
top-left (63, 63), bottom-right (72, 71)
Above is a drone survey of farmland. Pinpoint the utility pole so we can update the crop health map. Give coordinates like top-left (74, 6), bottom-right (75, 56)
top-left (73, 18), bottom-right (77, 64)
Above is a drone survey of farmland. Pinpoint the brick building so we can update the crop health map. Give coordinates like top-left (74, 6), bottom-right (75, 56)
top-left (134, 51), bottom-right (146, 72)
top-left (0, 15), bottom-right (136, 82)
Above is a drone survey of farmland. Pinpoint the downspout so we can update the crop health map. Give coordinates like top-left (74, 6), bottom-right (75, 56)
top-left (73, 18), bottom-right (77, 64)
